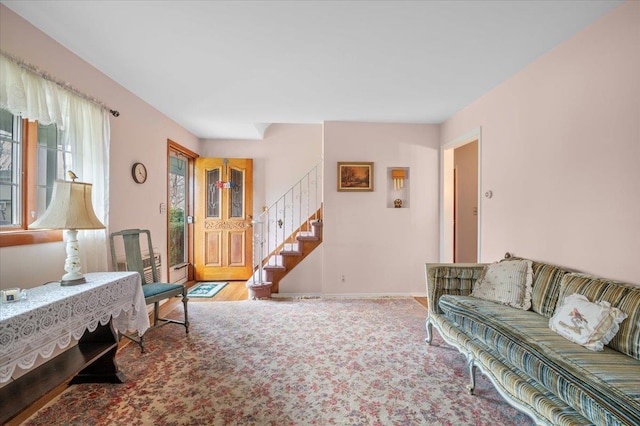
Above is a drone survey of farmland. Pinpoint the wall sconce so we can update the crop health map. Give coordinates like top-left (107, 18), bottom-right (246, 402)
top-left (29, 179), bottom-right (105, 286)
top-left (391, 169), bottom-right (406, 191)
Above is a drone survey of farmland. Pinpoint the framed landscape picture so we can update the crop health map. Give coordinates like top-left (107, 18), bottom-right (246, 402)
top-left (337, 162), bottom-right (374, 192)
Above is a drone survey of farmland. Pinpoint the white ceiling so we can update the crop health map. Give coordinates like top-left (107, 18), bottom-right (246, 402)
top-left (2, 0), bottom-right (622, 140)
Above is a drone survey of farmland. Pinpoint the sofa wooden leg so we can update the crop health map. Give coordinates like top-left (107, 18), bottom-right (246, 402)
top-left (424, 317), bottom-right (433, 344)
top-left (466, 358), bottom-right (477, 395)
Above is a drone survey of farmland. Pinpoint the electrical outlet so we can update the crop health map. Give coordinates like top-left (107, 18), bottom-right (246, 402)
top-left (159, 202), bottom-right (167, 213)
top-left (341, 275), bottom-right (346, 283)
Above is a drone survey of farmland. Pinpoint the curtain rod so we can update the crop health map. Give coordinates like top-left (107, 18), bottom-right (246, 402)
top-left (1, 50), bottom-right (120, 117)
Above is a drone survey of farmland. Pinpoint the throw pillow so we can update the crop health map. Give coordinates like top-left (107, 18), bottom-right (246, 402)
top-left (549, 293), bottom-right (628, 351)
top-left (471, 259), bottom-right (533, 310)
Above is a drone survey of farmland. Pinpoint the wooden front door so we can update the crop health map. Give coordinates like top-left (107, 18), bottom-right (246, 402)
top-left (194, 158), bottom-right (253, 281)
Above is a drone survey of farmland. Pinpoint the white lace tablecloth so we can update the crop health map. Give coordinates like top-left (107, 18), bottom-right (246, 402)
top-left (0, 272), bottom-right (149, 384)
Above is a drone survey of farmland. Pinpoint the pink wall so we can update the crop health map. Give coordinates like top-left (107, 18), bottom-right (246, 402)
top-left (0, 5), bottom-right (200, 287)
top-left (323, 122), bottom-right (440, 295)
top-left (441, 1), bottom-right (640, 284)
top-left (200, 123), bottom-right (323, 221)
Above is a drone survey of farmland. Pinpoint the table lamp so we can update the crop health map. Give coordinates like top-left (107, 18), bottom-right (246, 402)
top-left (29, 178), bottom-right (105, 286)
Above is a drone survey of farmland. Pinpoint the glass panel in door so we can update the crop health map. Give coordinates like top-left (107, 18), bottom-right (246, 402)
top-left (229, 168), bottom-right (244, 218)
top-left (207, 168), bottom-right (221, 218)
top-left (169, 155), bottom-right (187, 269)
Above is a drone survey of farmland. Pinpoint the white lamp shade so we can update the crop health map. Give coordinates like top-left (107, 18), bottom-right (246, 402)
top-left (30, 180), bottom-right (105, 230)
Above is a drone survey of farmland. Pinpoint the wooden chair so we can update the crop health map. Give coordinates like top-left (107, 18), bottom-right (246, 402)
top-left (109, 228), bottom-right (189, 352)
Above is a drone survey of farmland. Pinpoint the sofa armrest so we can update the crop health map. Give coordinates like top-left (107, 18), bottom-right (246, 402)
top-left (425, 263), bottom-right (486, 314)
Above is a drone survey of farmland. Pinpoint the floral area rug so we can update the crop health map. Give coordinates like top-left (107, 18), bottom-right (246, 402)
top-left (25, 298), bottom-right (533, 425)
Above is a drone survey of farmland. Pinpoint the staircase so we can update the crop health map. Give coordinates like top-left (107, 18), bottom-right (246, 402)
top-left (247, 162), bottom-right (323, 299)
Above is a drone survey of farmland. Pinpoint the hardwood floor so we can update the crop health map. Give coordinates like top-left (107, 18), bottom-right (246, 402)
top-left (187, 280), bottom-right (248, 302)
top-left (184, 282), bottom-right (426, 308)
top-left (160, 281), bottom-right (426, 316)
top-left (8, 282), bottom-right (426, 425)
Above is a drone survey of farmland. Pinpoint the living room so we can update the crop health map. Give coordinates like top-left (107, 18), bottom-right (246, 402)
top-left (1, 1), bottom-right (638, 424)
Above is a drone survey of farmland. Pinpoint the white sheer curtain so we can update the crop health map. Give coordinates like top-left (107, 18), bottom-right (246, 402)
top-left (0, 54), bottom-right (110, 272)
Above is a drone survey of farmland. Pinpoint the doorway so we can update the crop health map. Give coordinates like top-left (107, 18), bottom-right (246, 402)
top-left (167, 140), bottom-right (198, 283)
top-left (194, 157), bottom-right (254, 281)
top-left (441, 128), bottom-right (481, 263)
top-left (453, 141), bottom-right (478, 262)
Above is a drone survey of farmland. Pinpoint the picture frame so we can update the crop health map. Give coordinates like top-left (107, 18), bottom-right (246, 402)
top-left (337, 162), bottom-right (374, 192)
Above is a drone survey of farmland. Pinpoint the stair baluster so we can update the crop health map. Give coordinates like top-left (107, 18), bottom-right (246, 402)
top-left (248, 162), bottom-right (323, 298)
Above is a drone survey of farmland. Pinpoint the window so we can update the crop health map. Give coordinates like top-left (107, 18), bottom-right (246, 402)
top-left (0, 109), bottom-right (21, 226)
top-left (0, 108), bottom-right (70, 246)
top-left (36, 117), bottom-right (72, 219)
top-left (1, 54), bottom-right (110, 262)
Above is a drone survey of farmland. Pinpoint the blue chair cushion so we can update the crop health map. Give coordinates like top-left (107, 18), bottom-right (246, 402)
top-left (143, 283), bottom-right (183, 298)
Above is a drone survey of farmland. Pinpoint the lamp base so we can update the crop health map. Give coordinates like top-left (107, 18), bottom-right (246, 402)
top-left (60, 229), bottom-right (87, 286)
top-left (60, 276), bottom-right (87, 286)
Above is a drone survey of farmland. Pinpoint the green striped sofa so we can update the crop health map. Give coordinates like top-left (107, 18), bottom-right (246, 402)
top-left (424, 260), bottom-right (640, 426)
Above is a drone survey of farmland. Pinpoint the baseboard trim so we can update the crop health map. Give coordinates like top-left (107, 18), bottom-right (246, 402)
top-left (272, 292), bottom-right (426, 299)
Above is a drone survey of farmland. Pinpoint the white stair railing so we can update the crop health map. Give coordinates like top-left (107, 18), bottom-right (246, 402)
top-left (251, 161), bottom-right (322, 285)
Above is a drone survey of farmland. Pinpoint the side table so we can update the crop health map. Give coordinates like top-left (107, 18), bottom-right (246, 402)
top-left (0, 272), bottom-right (149, 423)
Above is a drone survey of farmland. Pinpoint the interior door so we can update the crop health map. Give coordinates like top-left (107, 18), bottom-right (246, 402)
top-left (453, 140), bottom-right (478, 263)
top-left (194, 158), bottom-right (253, 281)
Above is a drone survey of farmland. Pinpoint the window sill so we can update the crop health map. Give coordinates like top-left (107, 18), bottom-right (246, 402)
top-left (0, 230), bottom-right (63, 247)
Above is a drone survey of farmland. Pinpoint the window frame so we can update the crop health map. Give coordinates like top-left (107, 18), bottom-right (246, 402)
top-left (0, 119), bottom-right (62, 247)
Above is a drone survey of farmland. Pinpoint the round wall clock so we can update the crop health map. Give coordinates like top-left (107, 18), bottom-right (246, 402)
top-left (132, 162), bottom-right (147, 184)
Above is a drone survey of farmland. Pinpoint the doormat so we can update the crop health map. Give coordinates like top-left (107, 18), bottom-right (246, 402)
top-left (188, 282), bottom-right (228, 298)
